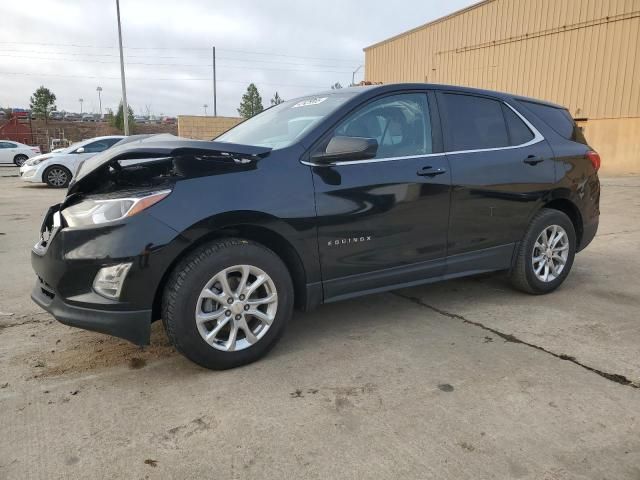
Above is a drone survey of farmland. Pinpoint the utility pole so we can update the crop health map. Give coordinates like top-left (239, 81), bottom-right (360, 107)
top-left (79, 98), bottom-right (83, 114)
top-left (116, 0), bottom-right (130, 135)
top-left (212, 46), bottom-right (217, 116)
top-left (352, 65), bottom-right (363, 86)
top-left (96, 86), bottom-right (103, 118)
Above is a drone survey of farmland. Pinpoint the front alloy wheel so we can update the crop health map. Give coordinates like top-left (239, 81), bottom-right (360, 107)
top-left (162, 239), bottom-right (293, 370)
top-left (44, 166), bottom-right (71, 188)
top-left (195, 265), bottom-right (278, 352)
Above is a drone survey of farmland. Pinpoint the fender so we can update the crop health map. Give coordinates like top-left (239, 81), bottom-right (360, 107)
top-left (160, 209), bottom-right (319, 284)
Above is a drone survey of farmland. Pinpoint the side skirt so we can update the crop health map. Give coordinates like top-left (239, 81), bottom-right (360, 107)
top-left (318, 243), bottom-right (516, 305)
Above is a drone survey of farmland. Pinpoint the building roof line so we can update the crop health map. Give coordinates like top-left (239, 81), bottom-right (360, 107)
top-left (363, 0), bottom-right (494, 51)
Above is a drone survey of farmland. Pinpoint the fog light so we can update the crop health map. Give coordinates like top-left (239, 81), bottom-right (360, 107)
top-left (93, 263), bottom-right (132, 299)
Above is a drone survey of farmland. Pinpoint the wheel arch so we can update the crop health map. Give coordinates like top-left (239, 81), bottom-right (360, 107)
top-left (541, 197), bottom-right (583, 248)
top-left (151, 215), bottom-right (312, 322)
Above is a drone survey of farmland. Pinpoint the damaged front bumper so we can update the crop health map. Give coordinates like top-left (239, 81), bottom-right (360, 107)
top-left (31, 277), bottom-right (152, 345)
top-left (30, 202), bottom-right (181, 345)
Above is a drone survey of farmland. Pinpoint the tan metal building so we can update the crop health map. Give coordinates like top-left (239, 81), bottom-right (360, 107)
top-left (364, 0), bottom-right (640, 174)
top-left (177, 115), bottom-right (243, 140)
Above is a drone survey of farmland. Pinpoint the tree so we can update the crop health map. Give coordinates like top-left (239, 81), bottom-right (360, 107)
top-left (238, 83), bottom-right (264, 119)
top-left (330, 82), bottom-right (343, 90)
top-left (270, 91), bottom-right (284, 106)
top-left (29, 86), bottom-right (57, 123)
top-left (109, 101), bottom-right (135, 133)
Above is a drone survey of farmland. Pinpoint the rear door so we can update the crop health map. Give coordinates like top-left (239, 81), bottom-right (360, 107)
top-left (0, 141), bottom-right (17, 164)
top-left (436, 92), bottom-right (555, 271)
top-left (311, 91), bottom-right (451, 300)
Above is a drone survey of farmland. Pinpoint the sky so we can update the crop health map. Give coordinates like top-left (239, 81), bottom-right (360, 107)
top-left (1, 0), bottom-right (476, 117)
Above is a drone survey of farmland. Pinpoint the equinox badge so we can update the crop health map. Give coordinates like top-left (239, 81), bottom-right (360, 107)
top-left (328, 236), bottom-right (372, 247)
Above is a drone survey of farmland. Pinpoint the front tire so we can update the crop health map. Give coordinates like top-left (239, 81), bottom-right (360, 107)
top-left (510, 209), bottom-right (576, 294)
top-left (43, 165), bottom-right (71, 188)
top-left (162, 239), bottom-right (294, 370)
top-left (13, 154), bottom-right (28, 167)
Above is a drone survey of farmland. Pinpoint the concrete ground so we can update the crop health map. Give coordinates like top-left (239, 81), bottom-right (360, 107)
top-left (0, 169), bottom-right (638, 479)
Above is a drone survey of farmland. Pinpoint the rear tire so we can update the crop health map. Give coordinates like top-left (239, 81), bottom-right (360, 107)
top-left (162, 238), bottom-right (294, 370)
top-left (510, 208), bottom-right (576, 294)
top-left (13, 154), bottom-right (28, 167)
top-left (43, 165), bottom-right (71, 188)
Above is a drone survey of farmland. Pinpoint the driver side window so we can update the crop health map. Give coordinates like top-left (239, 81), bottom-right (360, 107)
top-left (82, 141), bottom-right (109, 153)
top-left (331, 93), bottom-right (432, 159)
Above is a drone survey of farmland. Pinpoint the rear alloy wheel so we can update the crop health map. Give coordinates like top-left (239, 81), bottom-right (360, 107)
top-left (531, 225), bottom-right (570, 283)
top-left (44, 166), bottom-right (71, 188)
top-left (510, 208), bottom-right (576, 294)
top-left (13, 154), bottom-right (28, 167)
top-left (162, 239), bottom-right (293, 370)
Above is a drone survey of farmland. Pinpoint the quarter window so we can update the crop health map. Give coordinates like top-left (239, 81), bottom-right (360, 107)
top-left (502, 105), bottom-right (534, 145)
top-left (329, 93), bottom-right (433, 159)
top-left (440, 93), bottom-right (509, 150)
top-left (519, 100), bottom-right (587, 144)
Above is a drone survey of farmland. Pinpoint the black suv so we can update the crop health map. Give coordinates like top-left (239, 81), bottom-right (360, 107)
top-left (31, 84), bottom-right (600, 369)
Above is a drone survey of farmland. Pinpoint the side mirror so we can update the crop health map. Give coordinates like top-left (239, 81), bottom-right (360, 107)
top-left (75, 147), bottom-right (85, 154)
top-left (311, 136), bottom-right (378, 164)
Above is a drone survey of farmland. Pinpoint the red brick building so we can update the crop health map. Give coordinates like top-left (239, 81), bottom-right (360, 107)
top-left (0, 113), bottom-right (33, 145)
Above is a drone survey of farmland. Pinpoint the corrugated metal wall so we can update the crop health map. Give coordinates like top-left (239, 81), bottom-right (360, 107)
top-left (364, 0), bottom-right (640, 119)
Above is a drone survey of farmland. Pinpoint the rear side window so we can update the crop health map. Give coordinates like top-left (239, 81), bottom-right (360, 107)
top-left (440, 93), bottom-right (509, 150)
top-left (519, 101), bottom-right (587, 144)
top-left (502, 105), bottom-right (534, 145)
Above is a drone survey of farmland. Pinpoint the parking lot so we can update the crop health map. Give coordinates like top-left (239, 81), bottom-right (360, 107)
top-left (0, 168), bottom-right (638, 479)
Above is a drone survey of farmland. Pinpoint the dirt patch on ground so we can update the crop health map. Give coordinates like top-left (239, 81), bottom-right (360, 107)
top-left (24, 322), bottom-right (177, 378)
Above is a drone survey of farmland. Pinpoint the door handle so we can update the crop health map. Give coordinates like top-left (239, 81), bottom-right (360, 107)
top-left (417, 166), bottom-right (447, 177)
top-left (523, 155), bottom-right (544, 166)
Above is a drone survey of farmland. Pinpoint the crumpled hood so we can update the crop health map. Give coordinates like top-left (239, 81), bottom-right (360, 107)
top-left (68, 134), bottom-right (272, 193)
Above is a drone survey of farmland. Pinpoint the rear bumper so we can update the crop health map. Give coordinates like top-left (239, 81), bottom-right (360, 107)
top-left (578, 215), bottom-right (598, 252)
top-left (31, 278), bottom-right (151, 345)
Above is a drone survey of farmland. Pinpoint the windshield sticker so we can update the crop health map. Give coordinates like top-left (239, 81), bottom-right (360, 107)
top-left (292, 97), bottom-right (327, 108)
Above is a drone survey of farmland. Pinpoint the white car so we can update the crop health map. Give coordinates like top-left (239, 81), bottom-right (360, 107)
top-left (19, 135), bottom-right (124, 188)
top-left (0, 141), bottom-right (41, 166)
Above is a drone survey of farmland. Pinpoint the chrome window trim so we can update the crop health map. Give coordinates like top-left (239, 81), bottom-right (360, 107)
top-left (301, 100), bottom-right (544, 167)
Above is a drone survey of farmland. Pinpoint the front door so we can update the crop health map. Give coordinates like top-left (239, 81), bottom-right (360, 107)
top-left (310, 92), bottom-right (451, 301)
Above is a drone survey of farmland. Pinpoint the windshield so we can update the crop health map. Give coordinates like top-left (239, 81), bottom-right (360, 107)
top-left (216, 92), bottom-right (355, 149)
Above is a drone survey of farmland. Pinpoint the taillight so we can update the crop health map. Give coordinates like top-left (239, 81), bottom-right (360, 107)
top-left (586, 150), bottom-right (600, 171)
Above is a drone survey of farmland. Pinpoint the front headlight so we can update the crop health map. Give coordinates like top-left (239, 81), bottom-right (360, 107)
top-left (26, 155), bottom-right (52, 166)
top-left (62, 190), bottom-right (171, 227)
